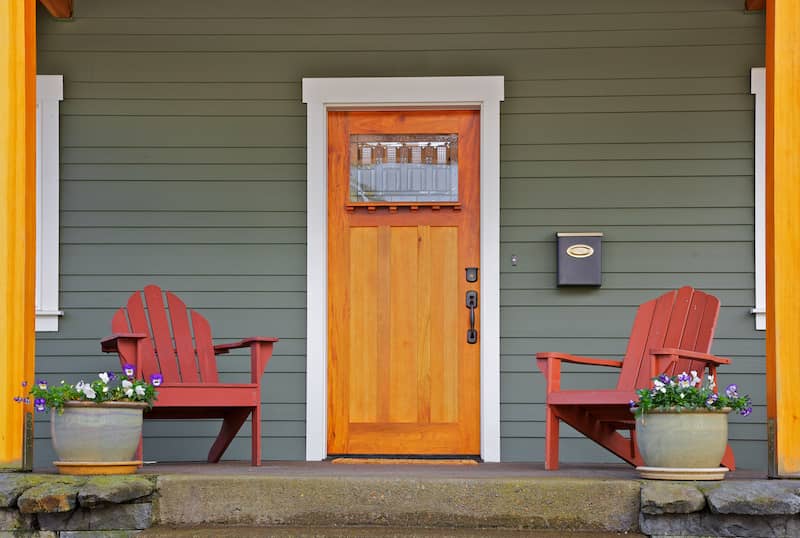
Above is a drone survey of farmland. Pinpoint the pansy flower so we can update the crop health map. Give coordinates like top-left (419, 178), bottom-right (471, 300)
top-left (34, 398), bottom-right (47, 413)
top-left (123, 363), bottom-right (135, 378)
top-left (150, 373), bottom-right (163, 387)
top-left (122, 379), bottom-right (134, 398)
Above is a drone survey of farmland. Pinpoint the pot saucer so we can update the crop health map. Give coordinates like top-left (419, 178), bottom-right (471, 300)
top-left (54, 461), bottom-right (142, 475)
top-left (636, 466), bottom-right (729, 481)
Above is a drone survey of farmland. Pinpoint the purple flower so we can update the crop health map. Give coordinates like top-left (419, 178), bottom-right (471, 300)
top-left (20, 381), bottom-right (27, 388)
top-left (150, 373), bottom-right (163, 387)
top-left (13, 396), bottom-right (22, 403)
top-left (629, 400), bottom-right (637, 408)
top-left (106, 371), bottom-right (116, 382)
top-left (677, 371), bottom-right (692, 388)
top-left (705, 393), bottom-right (719, 407)
top-left (34, 398), bottom-right (46, 413)
top-left (123, 363), bottom-right (135, 378)
top-left (38, 379), bottom-right (48, 390)
top-left (740, 406), bottom-right (753, 417)
top-left (725, 384), bottom-right (738, 398)
top-left (23, 398), bottom-right (30, 404)
top-left (657, 374), bottom-right (671, 386)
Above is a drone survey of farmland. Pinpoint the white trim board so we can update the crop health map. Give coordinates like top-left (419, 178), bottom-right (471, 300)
top-left (751, 67), bottom-right (766, 331)
top-left (302, 76), bottom-right (505, 462)
top-left (35, 75), bottom-right (64, 332)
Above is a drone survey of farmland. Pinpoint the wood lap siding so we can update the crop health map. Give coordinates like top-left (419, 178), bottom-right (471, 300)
top-left (34, 0), bottom-right (766, 467)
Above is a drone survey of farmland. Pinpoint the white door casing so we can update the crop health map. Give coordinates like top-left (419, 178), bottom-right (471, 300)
top-left (302, 76), bottom-right (505, 461)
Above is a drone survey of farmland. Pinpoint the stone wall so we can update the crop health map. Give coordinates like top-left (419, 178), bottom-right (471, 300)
top-left (0, 474), bottom-right (154, 537)
top-left (641, 481), bottom-right (800, 537)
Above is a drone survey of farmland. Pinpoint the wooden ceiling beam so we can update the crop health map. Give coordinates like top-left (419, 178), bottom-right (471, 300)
top-left (745, 0), bottom-right (765, 10)
top-left (38, 0), bottom-right (72, 19)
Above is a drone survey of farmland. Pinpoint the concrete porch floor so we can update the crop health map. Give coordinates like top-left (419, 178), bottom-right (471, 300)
top-left (131, 460), bottom-right (768, 480)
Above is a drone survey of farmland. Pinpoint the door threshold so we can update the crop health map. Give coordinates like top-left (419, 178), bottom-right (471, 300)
top-left (329, 455), bottom-right (481, 465)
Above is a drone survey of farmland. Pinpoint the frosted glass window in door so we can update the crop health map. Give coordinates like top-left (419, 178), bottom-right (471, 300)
top-left (349, 134), bottom-right (458, 203)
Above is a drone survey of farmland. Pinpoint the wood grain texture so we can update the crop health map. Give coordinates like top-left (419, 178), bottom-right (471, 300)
top-left (0, 0), bottom-right (36, 468)
top-left (766, 0), bottom-right (800, 476)
top-left (328, 110), bottom-right (480, 455)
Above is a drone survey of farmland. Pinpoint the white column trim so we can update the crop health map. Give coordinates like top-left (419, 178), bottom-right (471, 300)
top-left (302, 76), bottom-right (505, 462)
top-left (751, 67), bottom-right (766, 331)
top-left (35, 75), bottom-right (64, 332)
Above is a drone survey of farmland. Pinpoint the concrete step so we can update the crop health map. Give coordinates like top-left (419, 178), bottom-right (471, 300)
top-left (152, 475), bottom-right (641, 533)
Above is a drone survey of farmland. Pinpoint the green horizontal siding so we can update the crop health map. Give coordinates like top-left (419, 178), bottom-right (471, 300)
top-left (35, 0), bottom-right (766, 468)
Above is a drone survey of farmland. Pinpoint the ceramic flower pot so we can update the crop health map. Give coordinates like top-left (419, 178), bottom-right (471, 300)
top-left (51, 401), bottom-right (146, 474)
top-left (634, 407), bottom-right (731, 480)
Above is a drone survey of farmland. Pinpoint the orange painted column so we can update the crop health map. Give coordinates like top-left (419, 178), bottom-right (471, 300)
top-left (0, 0), bottom-right (37, 470)
top-left (765, 0), bottom-right (800, 478)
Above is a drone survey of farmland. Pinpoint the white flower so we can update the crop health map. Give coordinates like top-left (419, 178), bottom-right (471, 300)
top-left (103, 385), bottom-right (109, 393)
top-left (82, 385), bottom-right (96, 399)
top-left (690, 370), bottom-right (701, 385)
top-left (654, 379), bottom-right (664, 389)
top-left (75, 381), bottom-right (85, 391)
top-left (135, 385), bottom-right (146, 397)
top-left (98, 372), bottom-right (110, 384)
top-left (122, 379), bottom-right (134, 397)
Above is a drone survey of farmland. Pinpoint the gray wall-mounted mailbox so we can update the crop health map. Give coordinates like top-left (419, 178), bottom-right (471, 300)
top-left (557, 232), bottom-right (603, 286)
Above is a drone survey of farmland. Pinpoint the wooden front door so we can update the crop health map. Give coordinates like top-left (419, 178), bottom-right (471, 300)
top-left (327, 109), bottom-right (480, 456)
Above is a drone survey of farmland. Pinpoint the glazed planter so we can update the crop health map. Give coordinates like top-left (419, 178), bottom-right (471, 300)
top-left (51, 401), bottom-right (146, 475)
top-left (635, 407), bottom-right (731, 480)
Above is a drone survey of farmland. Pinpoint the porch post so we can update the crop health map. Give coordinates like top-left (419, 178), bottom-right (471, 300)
top-left (765, 0), bottom-right (800, 478)
top-left (0, 0), bottom-right (37, 470)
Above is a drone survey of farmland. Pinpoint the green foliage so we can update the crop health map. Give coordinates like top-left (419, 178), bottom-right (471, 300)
top-left (631, 371), bottom-right (752, 418)
top-left (26, 370), bottom-right (158, 414)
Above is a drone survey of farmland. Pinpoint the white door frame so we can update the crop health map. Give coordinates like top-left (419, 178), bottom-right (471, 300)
top-left (302, 76), bottom-right (504, 462)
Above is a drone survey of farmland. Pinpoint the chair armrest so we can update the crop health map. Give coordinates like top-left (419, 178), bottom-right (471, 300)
top-left (213, 336), bottom-right (279, 383)
top-left (650, 348), bottom-right (731, 366)
top-left (536, 352), bottom-right (623, 394)
top-left (214, 336), bottom-right (280, 355)
top-left (536, 352), bottom-right (624, 368)
top-left (100, 333), bottom-right (148, 353)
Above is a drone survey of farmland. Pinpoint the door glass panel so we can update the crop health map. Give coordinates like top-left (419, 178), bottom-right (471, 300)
top-left (349, 134), bottom-right (458, 203)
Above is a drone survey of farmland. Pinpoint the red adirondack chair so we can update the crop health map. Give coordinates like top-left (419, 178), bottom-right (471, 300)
top-left (536, 286), bottom-right (735, 470)
top-left (100, 285), bottom-right (278, 466)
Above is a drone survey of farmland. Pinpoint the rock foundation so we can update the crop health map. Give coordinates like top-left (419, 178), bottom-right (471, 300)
top-left (642, 480), bottom-right (800, 537)
top-left (0, 474), bottom-right (155, 538)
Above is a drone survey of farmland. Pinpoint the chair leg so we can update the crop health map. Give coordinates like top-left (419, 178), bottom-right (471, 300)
top-left (135, 435), bottom-right (143, 467)
top-left (544, 405), bottom-right (560, 470)
top-left (721, 444), bottom-right (736, 471)
top-left (251, 404), bottom-right (261, 467)
top-left (207, 409), bottom-right (250, 463)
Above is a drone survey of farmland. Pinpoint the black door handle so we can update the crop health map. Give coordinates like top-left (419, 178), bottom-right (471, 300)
top-left (466, 290), bottom-right (478, 344)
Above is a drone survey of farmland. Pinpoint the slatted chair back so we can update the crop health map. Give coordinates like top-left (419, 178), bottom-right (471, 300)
top-left (110, 284), bottom-right (219, 383)
top-left (616, 286), bottom-right (720, 390)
